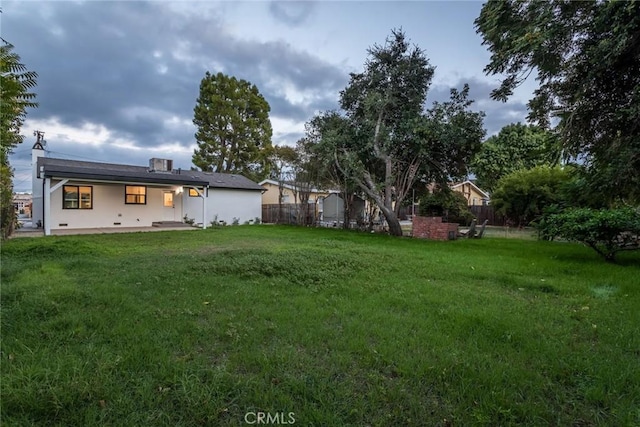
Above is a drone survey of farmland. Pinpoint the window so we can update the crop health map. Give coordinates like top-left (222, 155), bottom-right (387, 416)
top-left (125, 185), bottom-right (146, 204)
top-left (188, 188), bottom-right (200, 197)
top-left (63, 185), bottom-right (93, 209)
top-left (163, 192), bottom-right (173, 207)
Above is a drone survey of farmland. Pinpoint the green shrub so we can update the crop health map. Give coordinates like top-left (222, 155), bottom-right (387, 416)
top-left (492, 166), bottom-right (571, 226)
top-left (418, 186), bottom-right (474, 225)
top-left (538, 206), bottom-right (640, 261)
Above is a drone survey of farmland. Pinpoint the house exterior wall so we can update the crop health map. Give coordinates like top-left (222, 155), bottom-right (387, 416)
top-left (452, 183), bottom-right (488, 206)
top-left (260, 182), bottom-right (330, 205)
top-left (261, 182), bottom-right (296, 204)
top-left (183, 188), bottom-right (262, 225)
top-left (48, 180), bottom-right (182, 230)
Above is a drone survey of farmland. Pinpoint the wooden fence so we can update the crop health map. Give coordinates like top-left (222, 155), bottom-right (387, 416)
top-left (469, 205), bottom-right (507, 226)
top-left (261, 204), bottom-right (318, 225)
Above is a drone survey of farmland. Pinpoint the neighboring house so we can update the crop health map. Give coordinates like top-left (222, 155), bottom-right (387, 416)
top-left (31, 143), bottom-right (263, 235)
top-left (321, 193), bottom-right (365, 224)
top-left (13, 193), bottom-right (32, 217)
top-left (258, 179), bottom-right (334, 205)
top-left (450, 180), bottom-right (490, 206)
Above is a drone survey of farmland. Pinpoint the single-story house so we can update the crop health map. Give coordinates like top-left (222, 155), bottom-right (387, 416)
top-left (31, 143), bottom-right (263, 235)
top-left (13, 193), bottom-right (32, 217)
top-left (450, 180), bottom-right (490, 206)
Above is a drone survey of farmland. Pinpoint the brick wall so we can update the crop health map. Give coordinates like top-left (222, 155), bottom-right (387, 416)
top-left (412, 216), bottom-right (459, 240)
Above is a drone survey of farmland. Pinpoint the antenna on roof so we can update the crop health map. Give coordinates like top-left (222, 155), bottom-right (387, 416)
top-left (33, 130), bottom-right (46, 149)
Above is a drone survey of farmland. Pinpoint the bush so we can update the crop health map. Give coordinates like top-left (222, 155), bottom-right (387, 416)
top-left (418, 187), bottom-right (474, 225)
top-left (538, 207), bottom-right (640, 262)
top-left (492, 166), bottom-right (571, 227)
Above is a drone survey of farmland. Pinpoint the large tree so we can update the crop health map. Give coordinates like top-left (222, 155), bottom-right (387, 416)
top-left (304, 112), bottom-right (364, 228)
top-left (475, 1), bottom-right (640, 203)
top-left (1, 41), bottom-right (38, 238)
top-left (328, 30), bottom-right (485, 236)
top-left (192, 72), bottom-right (273, 181)
top-left (472, 123), bottom-right (561, 192)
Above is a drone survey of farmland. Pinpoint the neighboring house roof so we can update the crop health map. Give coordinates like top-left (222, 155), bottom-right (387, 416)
top-left (450, 180), bottom-right (490, 199)
top-left (258, 179), bottom-right (337, 194)
top-left (38, 157), bottom-right (263, 191)
top-left (191, 170), bottom-right (264, 191)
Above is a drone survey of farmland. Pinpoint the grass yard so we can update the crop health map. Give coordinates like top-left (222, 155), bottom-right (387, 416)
top-left (2, 226), bottom-right (639, 426)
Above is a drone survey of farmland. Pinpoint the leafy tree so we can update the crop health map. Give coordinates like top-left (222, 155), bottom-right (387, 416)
top-left (491, 166), bottom-right (571, 227)
top-left (303, 112), bottom-right (362, 228)
top-left (475, 1), bottom-right (640, 203)
top-left (321, 30), bottom-right (484, 236)
top-left (538, 207), bottom-right (640, 262)
top-left (267, 144), bottom-right (297, 223)
top-left (419, 186), bottom-right (474, 226)
top-left (192, 72), bottom-right (273, 181)
top-left (1, 41), bottom-right (38, 238)
top-left (472, 123), bottom-right (561, 192)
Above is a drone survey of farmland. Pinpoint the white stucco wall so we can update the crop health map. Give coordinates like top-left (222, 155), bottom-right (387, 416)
top-left (48, 180), bottom-right (183, 230)
top-left (182, 188), bottom-right (262, 225)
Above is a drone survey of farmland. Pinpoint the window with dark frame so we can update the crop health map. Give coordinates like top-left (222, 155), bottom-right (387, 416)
top-left (63, 185), bottom-right (93, 209)
top-left (125, 185), bottom-right (147, 204)
top-left (188, 188), bottom-right (200, 197)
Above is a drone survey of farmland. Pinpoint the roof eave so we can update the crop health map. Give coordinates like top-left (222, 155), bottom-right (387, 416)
top-left (43, 170), bottom-right (209, 186)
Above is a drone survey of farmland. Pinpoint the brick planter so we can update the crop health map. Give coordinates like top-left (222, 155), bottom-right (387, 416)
top-left (412, 216), bottom-right (458, 240)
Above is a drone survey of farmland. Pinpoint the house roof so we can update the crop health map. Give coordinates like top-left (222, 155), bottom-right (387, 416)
top-left (38, 157), bottom-right (263, 191)
top-left (450, 180), bottom-right (490, 199)
top-left (189, 170), bottom-right (264, 191)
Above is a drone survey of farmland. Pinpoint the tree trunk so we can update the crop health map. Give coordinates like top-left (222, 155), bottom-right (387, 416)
top-left (342, 191), bottom-right (352, 229)
top-left (384, 157), bottom-right (393, 211)
top-left (359, 171), bottom-right (404, 236)
top-left (381, 205), bottom-right (403, 236)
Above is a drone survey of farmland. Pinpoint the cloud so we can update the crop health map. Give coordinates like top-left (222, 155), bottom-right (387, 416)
top-left (3, 0), bottom-right (346, 153)
top-left (427, 76), bottom-right (529, 137)
top-left (269, 1), bottom-right (315, 27)
top-left (2, 0), bottom-right (531, 192)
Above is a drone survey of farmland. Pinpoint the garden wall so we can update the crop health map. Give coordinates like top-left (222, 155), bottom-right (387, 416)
top-left (413, 216), bottom-right (459, 240)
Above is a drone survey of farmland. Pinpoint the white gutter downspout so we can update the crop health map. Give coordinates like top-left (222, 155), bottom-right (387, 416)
top-left (44, 178), bottom-right (51, 236)
top-left (202, 186), bottom-right (208, 230)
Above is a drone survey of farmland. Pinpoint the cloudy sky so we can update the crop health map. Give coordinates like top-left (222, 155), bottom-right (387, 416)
top-left (4, 0), bottom-right (533, 192)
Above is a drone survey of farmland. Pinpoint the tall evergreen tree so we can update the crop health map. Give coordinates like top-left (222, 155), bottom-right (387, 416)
top-left (1, 41), bottom-right (38, 238)
top-left (192, 72), bottom-right (273, 181)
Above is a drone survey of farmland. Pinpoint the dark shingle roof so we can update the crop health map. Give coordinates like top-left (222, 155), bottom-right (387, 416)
top-left (187, 170), bottom-right (264, 191)
top-left (38, 157), bottom-right (263, 191)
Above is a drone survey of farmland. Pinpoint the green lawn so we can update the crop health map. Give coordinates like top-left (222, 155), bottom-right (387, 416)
top-left (2, 226), bottom-right (639, 426)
